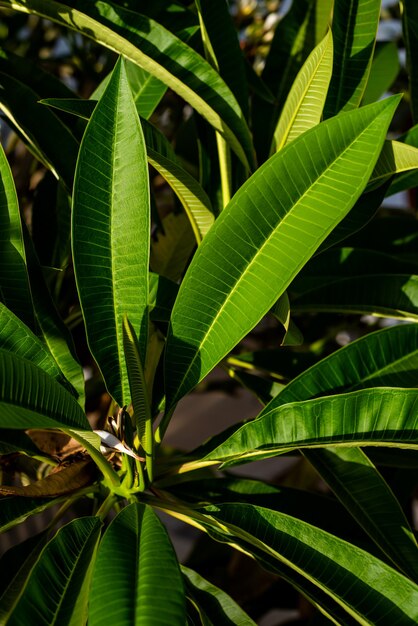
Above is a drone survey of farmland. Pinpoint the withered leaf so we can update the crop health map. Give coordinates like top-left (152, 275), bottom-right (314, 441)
top-left (0, 460), bottom-right (97, 497)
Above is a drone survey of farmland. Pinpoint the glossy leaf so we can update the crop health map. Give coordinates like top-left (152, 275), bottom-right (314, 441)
top-left (402, 0), bottom-right (418, 123)
top-left (0, 144), bottom-right (35, 330)
top-left (0, 349), bottom-right (90, 431)
top-left (254, 0), bottom-right (333, 162)
top-left (89, 503), bottom-right (185, 625)
top-left (292, 274), bottom-right (418, 321)
top-left (368, 140), bottom-right (418, 191)
top-left (271, 323), bottom-right (418, 404)
top-left (42, 96), bottom-right (214, 243)
top-left (164, 98), bottom-right (400, 412)
top-left (8, 517), bottom-right (102, 626)
top-left (72, 58), bottom-right (150, 407)
top-left (272, 29), bottom-right (333, 153)
top-left (303, 447), bottom-right (418, 581)
top-left (362, 41), bottom-right (400, 106)
top-left (182, 566), bottom-right (256, 626)
top-left (0, 0), bottom-right (254, 170)
top-left (201, 503), bottom-right (418, 625)
top-left (324, 0), bottom-right (381, 117)
top-left (204, 388), bottom-right (418, 466)
top-left (0, 72), bottom-right (78, 191)
top-left (0, 302), bottom-right (73, 391)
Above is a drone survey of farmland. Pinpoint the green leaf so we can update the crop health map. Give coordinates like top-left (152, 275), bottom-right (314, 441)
top-left (324, 0), bottom-right (381, 117)
top-left (368, 140), bottom-right (418, 191)
top-left (125, 60), bottom-right (167, 120)
top-left (23, 228), bottom-right (85, 406)
top-left (0, 531), bottom-right (49, 624)
top-left (42, 96), bottom-right (215, 243)
top-left (303, 447), bottom-right (418, 582)
top-left (171, 477), bottom-right (372, 548)
top-left (0, 144), bottom-right (35, 331)
top-left (72, 58), bottom-right (150, 407)
top-left (0, 495), bottom-right (69, 533)
top-left (0, 72), bottom-right (78, 191)
top-left (149, 272), bottom-right (179, 324)
top-left (402, 0), bottom-right (418, 123)
top-left (0, 349), bottom-right (90, 431)
top-left (292, 274), bottom-right (418, 320)
top-left (253, 0), bottom-right (333, 162)
top-left (1, 0), bottom-right (254, 170)
top-left (200, 503), bottom-right (418, 625)
top-left (292, 247), bottom-right (418, 294)
top-left (362, 41), bottom-right (400, 106)
top-left (204, 387), bottom-right (418, 466)
top-left (89, 503), bottom-right (186, 625)
top-left (271, 323), bottom-right (418, 404)
top-left (182, 566), bottom-right (256, 626)
top-left (150, 212), bottom-right (196, 282)
top-left (0, 302), bottom-right (74, 392)
top-left (271, 29), bottom-right (333, 153)
top-left (8, 517), bottom-right (102, 626)
top-left (122, 316), bottom-right (153, 479)
top-left (164, 97), bottom-right (400, 412)
top-left (195, 0), bottom-right (249, 119)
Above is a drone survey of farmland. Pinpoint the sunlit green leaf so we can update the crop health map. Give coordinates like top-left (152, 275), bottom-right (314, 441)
top-left (72, 58), bottom-right (149, 406)
top-left (204, 387), bottom-right (418, 466)
top-left (165, 98), bottom-right (399, 412)
top-left (272, 29), bottom-right (333, 152)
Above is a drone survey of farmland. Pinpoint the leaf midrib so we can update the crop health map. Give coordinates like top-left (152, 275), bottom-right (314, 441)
top-left (171, 113), bottom-right (383, 403)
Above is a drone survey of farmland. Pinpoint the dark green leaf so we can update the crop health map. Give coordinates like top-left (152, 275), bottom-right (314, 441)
top-left (182, 566), bottom-right (256, 626)
top-left (8, 517), bottom-right (102, 626)
top-left (324, 0), bottom-right (381, 117)
top-left (89, 503), bottom-right (185, 625)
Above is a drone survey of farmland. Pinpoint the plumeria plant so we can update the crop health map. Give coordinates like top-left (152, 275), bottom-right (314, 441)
top-left (1, 0), bottom-right (418, 624)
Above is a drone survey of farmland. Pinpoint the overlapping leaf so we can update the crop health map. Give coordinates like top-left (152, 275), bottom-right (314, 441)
top-left (0, 144), bottom-right (35, 330)
top-left (199, 504), bottom-right (418, 625)
top-left (324, 0), bottom-right (381, 117)
top-left (89, 503), bottom-right (185, 625)
top-left (272, 30), bottom-right (333, 152)
top-left (204, 387), bottom-right (418, 466)
top-left (72, 58), bottom-right (150, 407)
top-left (0, 349), bottom-right (90, 431)
top-left (164, 98), bottom-right (399, 412)
top-left (8, 517), bottom-right (102, 626)
top-left (292, 274), bottom-right (418, 320)
top-left (0, 0), bottom-right (254, 170)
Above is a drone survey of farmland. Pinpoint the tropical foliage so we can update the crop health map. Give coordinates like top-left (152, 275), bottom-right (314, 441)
top-left (0, 0), bottom-right (418, 624)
